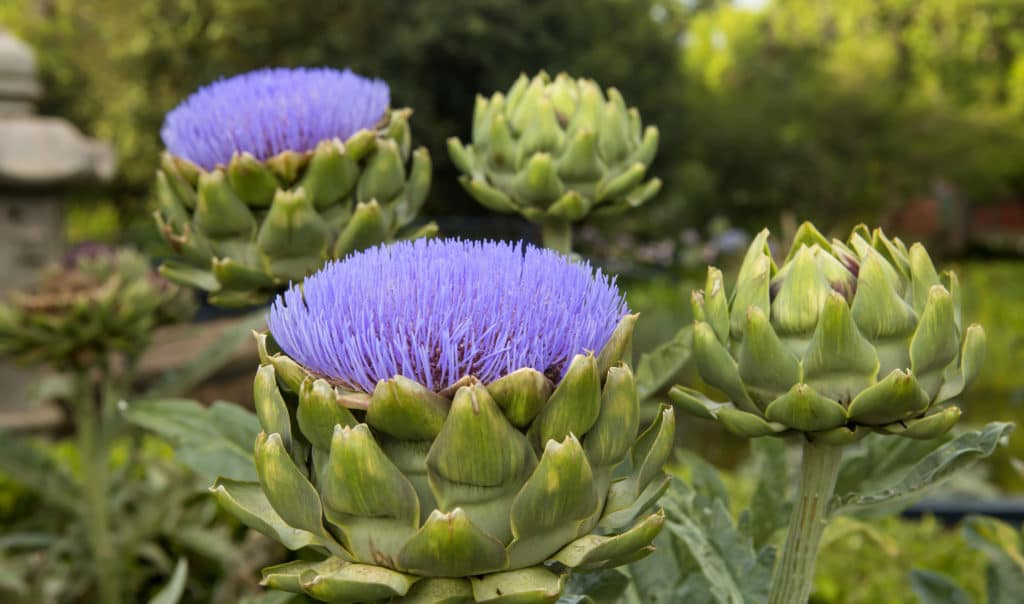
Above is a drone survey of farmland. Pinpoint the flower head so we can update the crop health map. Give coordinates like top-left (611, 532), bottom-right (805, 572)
top-left (267, 239), bottom-right (628, 392)
top-left (161, 67), bottom-right (390, 169)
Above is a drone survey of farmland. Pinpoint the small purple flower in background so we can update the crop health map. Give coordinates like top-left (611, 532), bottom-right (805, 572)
top-left (161, 67), bottom-right (390, 169)
top-left (268, 238), bottom-right (628, 392)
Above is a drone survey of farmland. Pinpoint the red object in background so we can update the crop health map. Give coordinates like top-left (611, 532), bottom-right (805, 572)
top-left (891, 198), bottom-right (942, 239)
top-left (973, 202), bottom-right (1024, 233)
top-left (889, 196), bottom-right (1024, 256)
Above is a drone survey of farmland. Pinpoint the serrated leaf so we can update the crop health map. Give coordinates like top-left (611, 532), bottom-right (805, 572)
top-left (747, 438), bottom-right (790, 549)
top-left (142, 310), bottom-right (268, 399)
top-left (909, 569), bottom-right (972, 604)
top-left (147, 557), bottom-right (188, 604)
top-left (835, 432), bottom-right (950, 502)
top-left (661, 480), bottom-right (774, 604)
top-left (830, 422), bottom-right (1013, 517)
top-left (635, 325), bottom-right (692, 401)
top-left (675, 449), bottom-right (729, 506)
top-left (122, 399), bottom-right (260, 483)
top-left (620, 529), bottom-right (688, 604)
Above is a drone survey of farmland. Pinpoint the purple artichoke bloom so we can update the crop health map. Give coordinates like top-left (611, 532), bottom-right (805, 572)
top-left (161, 67), bottom-right (390, 170)
top-left (267, 238), bottom-right (628, 392)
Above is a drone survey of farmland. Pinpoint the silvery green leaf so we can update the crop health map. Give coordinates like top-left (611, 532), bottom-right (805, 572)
top-left (963, 516), bottom-right (1024, 604)
top-left (909, 569), bottom-right (972, 604)
top-left (747, 438), bottom-right (790, 549)
top-left (675, 575), bottom-right (716, 604)
top-left (121, 398), bottom-right (259, 483)
top-left (146, 557), bottom-right (188, 604)
top-left (830, 422), bottom-right (1013, 517)
top-left (635, 325), bottom-right (692, 402)
top-left (835, 432), bottom-right (948, 500)
top-left (675, 449), bottom-right (729, 506)
top-left (559, 568), bottom-right (629, 603)
top-left (619, 528), bottom-right (688, 604)
top-left (661, 481), bottom-right (774, 604)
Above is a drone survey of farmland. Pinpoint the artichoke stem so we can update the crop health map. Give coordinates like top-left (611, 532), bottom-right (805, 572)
top-left (541, 219), bottom-right (573, 255)
top-left (767, 439), bottom-right (842, 604)
top-left (73, 372), bottom-right (122, 604)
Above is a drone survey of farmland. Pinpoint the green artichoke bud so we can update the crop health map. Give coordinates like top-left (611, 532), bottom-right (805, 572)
top-left (156, 67), bottom-right (437, 307)
top-left (0, 245), bottom-right (196, 369)
top-left (216, 240), bottom-right (675, 603)
top-left (672, 223), bottom-right (985, 444)
top-left (229, 325), bottom-right (673, 603)
top-left (448, 72), bottom-right (661, 226)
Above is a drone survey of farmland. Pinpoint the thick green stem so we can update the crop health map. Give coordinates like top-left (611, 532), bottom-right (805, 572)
top-left (74, 373), bottom-right (121, 604)
top-left (541, 219), bottom-right (572, 255)
top-left (767, 439), bottom-right (843, 604)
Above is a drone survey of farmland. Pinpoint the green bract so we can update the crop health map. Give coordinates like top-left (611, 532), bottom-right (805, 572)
top-left (447, 72), bottom-right (660, 224)
top-left (217, 316), bottom-right (675, 603)
top-left (0, 247), bottom-right (195, 369)
top-left (671, 223), bottom-right (985, 444)
top-left (154, 109), bottom-right (436, 307)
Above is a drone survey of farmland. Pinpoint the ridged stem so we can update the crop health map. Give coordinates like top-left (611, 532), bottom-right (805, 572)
top-left (767, 439), bottom-right (843, 604)
top-left (73, 371), bottom-right (121, 604)
top-left (541, 219), bottom-right (572, 255)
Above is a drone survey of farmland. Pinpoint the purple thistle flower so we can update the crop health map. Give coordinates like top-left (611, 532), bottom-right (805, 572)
top-left (268, 239), bottom-right (629, 393)
top-left (161, 67), bottom-right (390, 170)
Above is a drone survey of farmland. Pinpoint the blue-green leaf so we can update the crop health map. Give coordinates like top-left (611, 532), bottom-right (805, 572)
top-left (147, 557), bottom-right (188, 604)
top-left (909, 569), bottom-right (972, 604)
top-left (831, 422), bottom-right (1013, 517)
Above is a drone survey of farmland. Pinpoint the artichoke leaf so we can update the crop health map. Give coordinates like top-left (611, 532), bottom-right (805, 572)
top-left (552, 509), bottom-right (665, 568)
top-left (470, 567), bottom-right (565, 604)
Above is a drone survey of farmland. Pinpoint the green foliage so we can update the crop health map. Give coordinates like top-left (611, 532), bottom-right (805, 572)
top-left (950, 260), bottom-right (1024, 491)
top-left (816, 515), bottom-right (986, 604)
top-left (120, 399), bottom-right (261, 484)
top-left (5, 0), bottom-right (684, 240)
top-left (909, 569), bottom-right (972, 604)
top-left (608, 422), bottom-right (1010, 604)
top-left (673, 0), bottom-right (1024, 231)
top-left (0, 435), bottom-right (285, 603)
top-left (831, 423), bottom-right (1015, 517)
top-left (8, 0), bottom-right (1024, 239)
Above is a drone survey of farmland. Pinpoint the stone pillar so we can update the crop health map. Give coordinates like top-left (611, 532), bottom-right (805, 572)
top-left (0, 27), bottom-right (116, 416)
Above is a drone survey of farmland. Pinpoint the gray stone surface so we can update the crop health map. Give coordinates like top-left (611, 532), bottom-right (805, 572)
top-left (0, 26), bottom-right (41, 116)
top-left (0, 118), bottom-right (116, 185)
top-left (0, 28), bottom-right (117, 419)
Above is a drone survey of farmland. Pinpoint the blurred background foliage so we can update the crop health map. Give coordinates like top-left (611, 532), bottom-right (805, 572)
top-left (1, 1), bottom-right (1024, 600)
top-left (3, 0), bottom-right (1022, 491)
top-left (4, 0), bottom-right (1024, 239)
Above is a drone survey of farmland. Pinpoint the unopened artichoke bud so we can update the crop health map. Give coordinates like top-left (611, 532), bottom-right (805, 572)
top-left (217, 239), bottom-right (674, 603)
top-left (0, 245), bottom-right (196, 369)
top-left (156, 67), bottom-right (437, 307)
top-left (448, 72), bottom-right (661, 228)
top-left (671, 223), bottom-right (985, 444)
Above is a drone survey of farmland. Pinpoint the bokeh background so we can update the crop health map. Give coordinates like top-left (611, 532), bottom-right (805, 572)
top-left (2, 1), bottom-right (1023, 601)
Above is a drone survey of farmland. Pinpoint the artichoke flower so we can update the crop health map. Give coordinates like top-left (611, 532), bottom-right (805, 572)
top-left (671, 223), bottom-right (985, 444)
top-left (216, 239), bottom-right (675, 603)
top-left (155, 67), bottom-right (436, 307)
top-left (0, 245), bottom-right (196, 369)
top-left (447, 72), bottom-right (660, 252)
